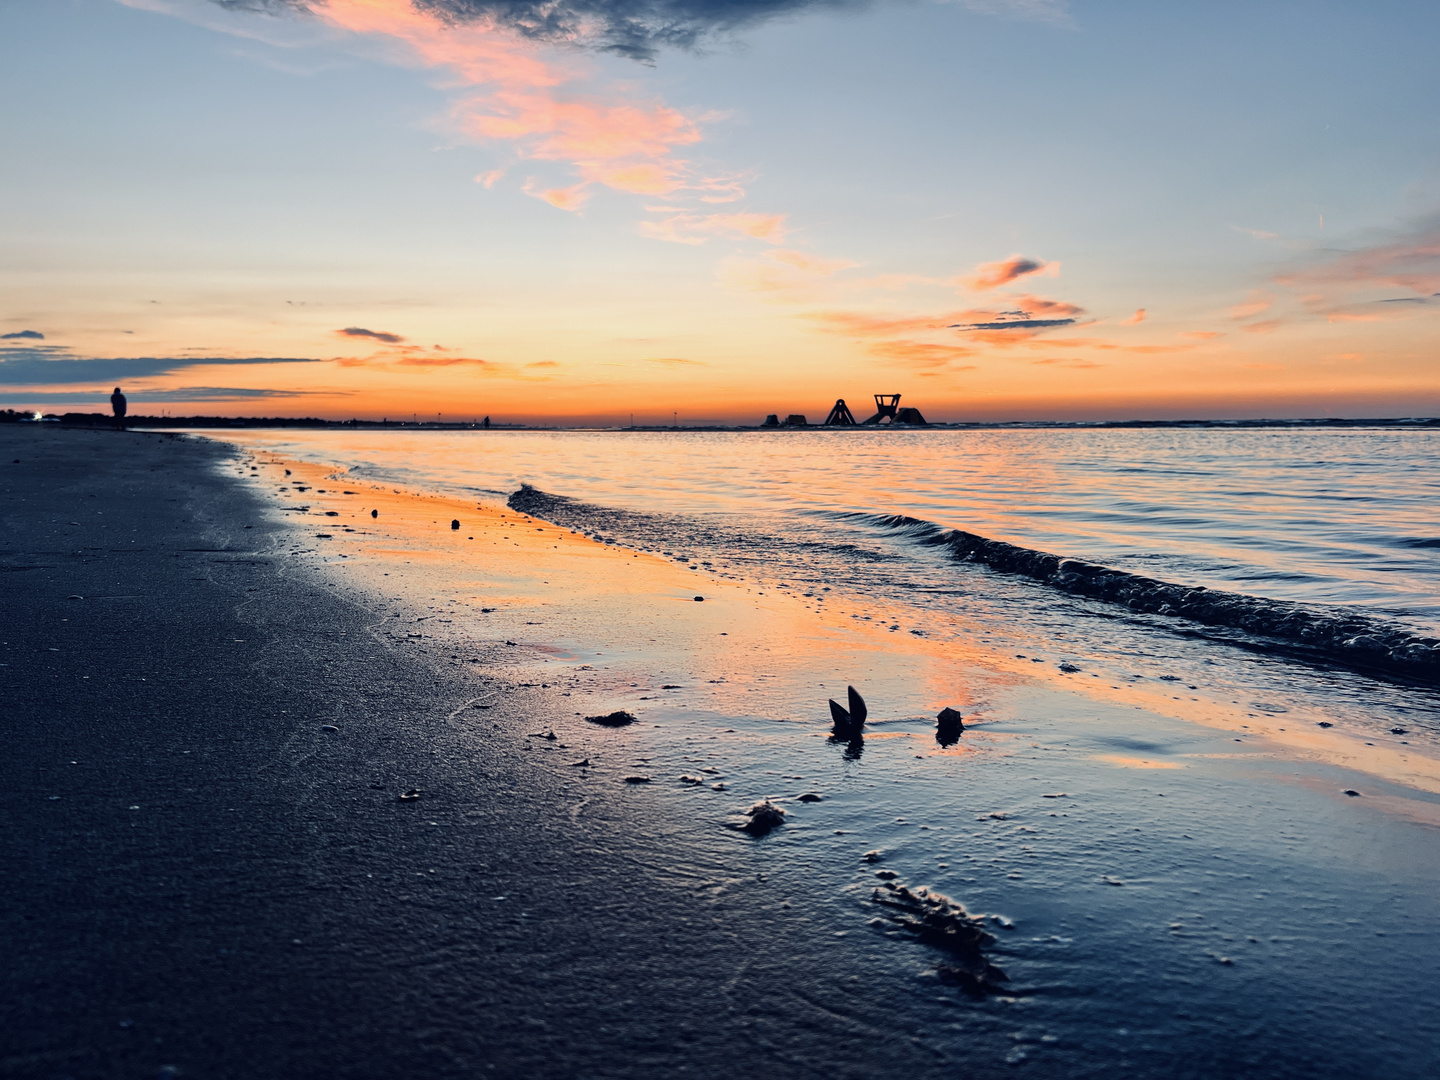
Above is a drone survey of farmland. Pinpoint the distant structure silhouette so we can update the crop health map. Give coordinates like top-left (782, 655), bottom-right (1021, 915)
top-left (862, 394), bottom-right (926, 425)
top-left (110, 387), bottom-right (127, 429)
top-left (824, 399), bottom-right (857, 426)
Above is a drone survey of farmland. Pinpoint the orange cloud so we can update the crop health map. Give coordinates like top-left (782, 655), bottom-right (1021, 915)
top-left (1276, 217), bottom-right (1440, 316)
top-left (1120, 308), bottom-right (1146, 325)
top-left (300, 0), bottom-right (720, 208)
top-left (1228, 290), bottom-right (1274, 320)
top-left (767, 249), bottom-right (858, 275)
top-left (963, 254), bottom-right (1059, 292)
top-left (524, 179), bottom-right (590, 211)
top-left (639, 212), bottom-right (787, 245)
top-left (1243, 319), bottom-right (1282, 335)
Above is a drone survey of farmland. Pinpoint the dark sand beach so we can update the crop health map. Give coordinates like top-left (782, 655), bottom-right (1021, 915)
top-left (5, 425), bottom-right (1439, 1080)
top-left (0, 426), bottom-right (1010, 1079)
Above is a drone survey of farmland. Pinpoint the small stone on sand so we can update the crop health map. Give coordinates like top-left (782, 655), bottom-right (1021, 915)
top-left (739, 800), bottom-right (786, 836)
top-left (585, 710), bottom-right (637, 727)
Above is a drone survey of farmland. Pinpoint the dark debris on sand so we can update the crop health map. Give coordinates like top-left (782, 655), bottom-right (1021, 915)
top-left (585, 710), bottom-right (637, 727)
top-left (871, 881), bottom-right (1010, 997)
top-left (734, 799), bottom-right (786, 836)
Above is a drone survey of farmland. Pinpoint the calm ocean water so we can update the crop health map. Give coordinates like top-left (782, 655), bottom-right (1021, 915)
top-left (216, 426), bottom-right (1440, 634)
top-left (211, 425), bottom-right (1440, 1076)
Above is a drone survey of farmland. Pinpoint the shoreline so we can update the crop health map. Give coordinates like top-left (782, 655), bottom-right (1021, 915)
top-left (5, 425), bottom-right (1439, 1078)
top-left (9, 415), bottom-right (1440, 433)
top-left (0, 425), bottom-right (1018, 1079)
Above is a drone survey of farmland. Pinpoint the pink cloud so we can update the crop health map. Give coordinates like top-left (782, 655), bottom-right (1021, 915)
top-left (1228, 290), bottom-right (1274, 320)
top-left (524, 179), bottom-right (590, 211)
top-left (1119, 308), bottom-right (1146, 325)
top-left (963, 254), bottom-right (1059, 292)
top-left (1277, 218), bottom-right (1440, 312)
top-left (640, 212), bottom-right (788, 245)
top-left (300, 1), bottom-right (721, 207)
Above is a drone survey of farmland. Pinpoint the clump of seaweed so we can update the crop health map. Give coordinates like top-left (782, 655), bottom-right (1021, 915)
top-left (871, 881), bottom-right (1009, 996)
top-left (733, 799), bottom-right (786, 836)
top-left (585, 710), bottom-right (637, 727)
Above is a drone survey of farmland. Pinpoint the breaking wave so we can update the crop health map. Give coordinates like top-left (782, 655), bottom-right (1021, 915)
top-left (511, 486), bottom-right (1440, 686)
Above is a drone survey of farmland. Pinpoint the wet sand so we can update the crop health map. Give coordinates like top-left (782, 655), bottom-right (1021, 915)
top-left (0, 426), bottom-right (1017, 1079)
top-left (4, 425), bottom-right (1439, 1079)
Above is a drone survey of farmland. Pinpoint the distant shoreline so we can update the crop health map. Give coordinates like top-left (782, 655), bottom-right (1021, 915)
top-left (6, 411), bottom-right (1439, 432)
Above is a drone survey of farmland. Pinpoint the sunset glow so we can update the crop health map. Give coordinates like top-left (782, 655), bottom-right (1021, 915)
top-left (2, 0), bottom-right (1438, 422)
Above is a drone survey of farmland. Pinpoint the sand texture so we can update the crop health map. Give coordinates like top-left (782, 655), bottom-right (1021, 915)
top-left (0, 426), bottom-right (1008, 1080)
top-left (5, 425), bottom-right (1439, 1080)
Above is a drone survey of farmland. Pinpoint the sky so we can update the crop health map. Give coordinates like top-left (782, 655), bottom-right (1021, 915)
top-left (1, 0), bottom-right (1438, 424)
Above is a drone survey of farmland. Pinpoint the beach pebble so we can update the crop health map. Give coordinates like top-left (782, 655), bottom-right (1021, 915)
top-left (679, 774), bottom-right (704, 784)
top-left (739, 800), bottom-right (786, 836)
top-left (585, 710), bottom-right (637, 727)
top-left (861, 850), bottom-right (885, 862)
top-left (798, 792), bottom-right (823, 802)
top-left (1343, 789), bottom-right (1361, 797)
top-left (875, 869), bottom-right (898, 880)
top-left (693, 596), bottom-right (704, 602)
top-left (398, 789), bottom-right (422, 801)
top-left (936, 707), bottom-right (964, 746)
top-left (1058, 662), bottom-right (1081, 673)
top-left (371, 509), bottom-right (378, 518)
top-left (1391, 727), bottom-right (1408, 735)
top-left (623, 775), bottom-right (652, 784)
top-left (1317, 721), bottom-right (1333, 728)
top-left (320, 724), bottom-right (339, 732)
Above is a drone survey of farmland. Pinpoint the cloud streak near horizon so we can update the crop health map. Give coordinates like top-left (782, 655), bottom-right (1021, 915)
top-left (5, 387), bottom-right (328, 405)
top-left (0, 346), bottom-right (324, 387)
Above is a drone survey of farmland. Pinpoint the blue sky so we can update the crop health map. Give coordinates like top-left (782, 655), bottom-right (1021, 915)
top-left (2, 0), bottom-right (1437, 421)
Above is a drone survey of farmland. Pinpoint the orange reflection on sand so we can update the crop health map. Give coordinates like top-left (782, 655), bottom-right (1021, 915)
top-left (1094, 755), bottom-right (1183, 770)
top-left (231, 442), bottom-right (1440, 810)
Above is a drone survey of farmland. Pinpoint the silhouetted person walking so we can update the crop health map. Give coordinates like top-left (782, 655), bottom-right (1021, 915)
top-left (110, 386), bottom-right (127, 430)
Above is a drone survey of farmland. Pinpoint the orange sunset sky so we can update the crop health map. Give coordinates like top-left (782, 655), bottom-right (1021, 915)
top-left (2, 0), bottom-right (1438, 424)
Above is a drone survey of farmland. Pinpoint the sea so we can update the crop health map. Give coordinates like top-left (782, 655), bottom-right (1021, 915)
top-left (213, 424), bottom-right (1440, 1077)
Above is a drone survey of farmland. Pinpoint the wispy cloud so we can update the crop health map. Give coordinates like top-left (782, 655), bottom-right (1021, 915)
top-left (963, 254), bottom-right (1059, 292)
top-left (1276, 214), bottom-right (1440, 313)
top-left (639, 211), bottom-right (787, 245)
top-left (0, 346), bottom-right (323, 387)
top-left (0, 330), bottom-right (44, 340)
top-left (1228, 290), bottom-right (1273, 320)
top-left (2, 387), bottom-right (327, 405)
top-left (1231, 224), bottom-right (1279, 241)
top-left (338, 326), bottom-right (405, 343)
top-left (947, 295), bottom-right (1083, 336)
